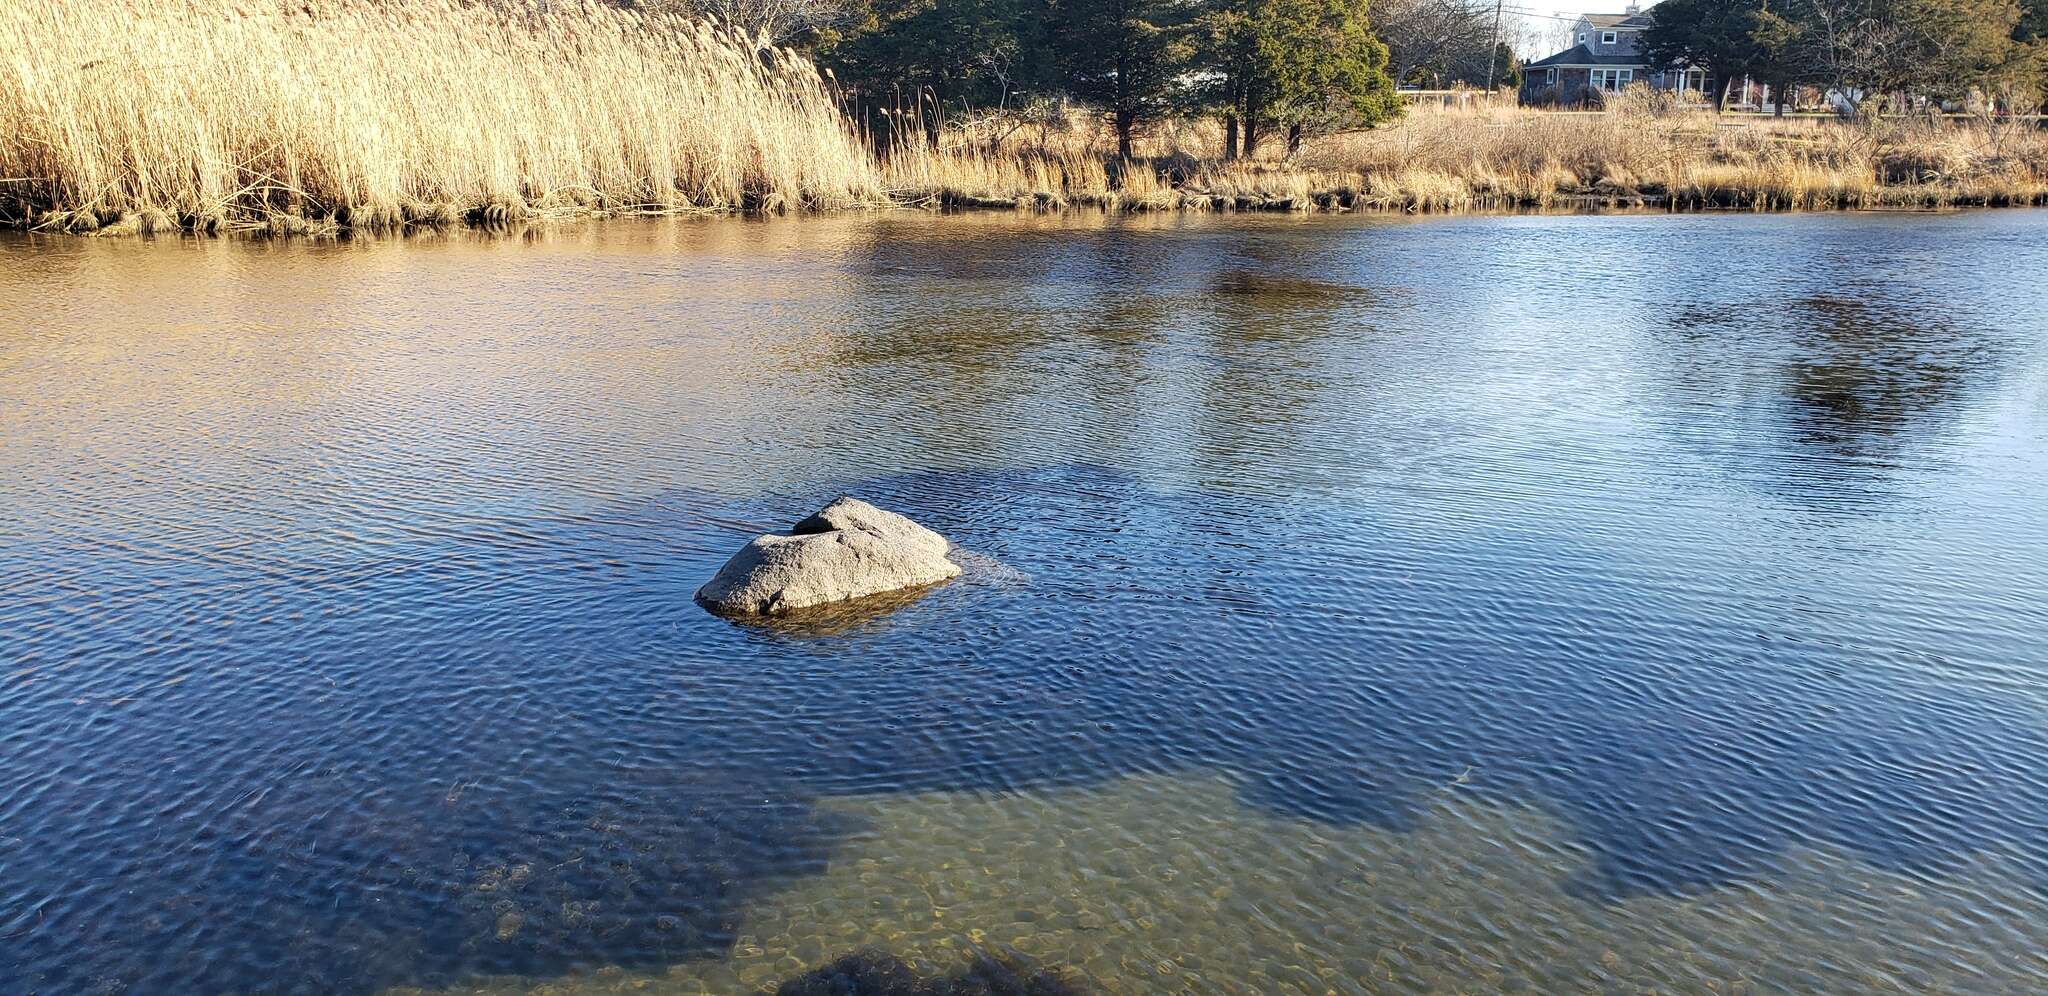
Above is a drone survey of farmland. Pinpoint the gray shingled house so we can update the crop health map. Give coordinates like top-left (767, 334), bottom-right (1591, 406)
top-left (1519, 8), bottom-right (1711, 105)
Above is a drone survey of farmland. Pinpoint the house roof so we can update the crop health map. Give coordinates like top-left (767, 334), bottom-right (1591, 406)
top-left (1584, 12), bottom-right (1656, 29)
top-left (1524, 44), bottom-right (1647, 69)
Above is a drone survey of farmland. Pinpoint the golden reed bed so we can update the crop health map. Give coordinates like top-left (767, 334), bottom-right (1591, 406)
top-left (0, 0), bottom-right (879, 234)
top-left (3, 0), bottom-right (2044, 235)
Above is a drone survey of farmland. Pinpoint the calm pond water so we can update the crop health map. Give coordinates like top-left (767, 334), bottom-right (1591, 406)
top-left (3, 210), bottom-right (2048, 995)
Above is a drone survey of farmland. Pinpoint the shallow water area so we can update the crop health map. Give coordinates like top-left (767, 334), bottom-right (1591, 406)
top-left (403, 772), bottom-right (2048, 995)
top-left (4, 210), bottom-right (2048, 994)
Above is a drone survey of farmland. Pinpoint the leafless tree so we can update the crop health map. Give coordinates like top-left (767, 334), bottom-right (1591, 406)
top-left (1374, 0), bottom-right (1498, 87)
top-left (1801, 0), bottom-right (2035, 116)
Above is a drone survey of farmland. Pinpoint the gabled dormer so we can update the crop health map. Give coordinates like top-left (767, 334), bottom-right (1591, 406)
top-left (1572, 7), bottom-right (1653, 60)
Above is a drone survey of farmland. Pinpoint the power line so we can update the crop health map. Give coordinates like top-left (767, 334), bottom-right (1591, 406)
top-left (1486, 0), bottom-right (1505, 88)
top-left (1502, 9), bottom-right (1586, 23)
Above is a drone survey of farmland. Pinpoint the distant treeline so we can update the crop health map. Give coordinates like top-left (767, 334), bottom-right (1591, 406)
top-left (825, 0), bottom-right (1404, 159)
top-left (1641, 0), bottom-right (2044, 114)
top-left (636, 0), bottom-right (2048, 127)
top-left (633, 0), bottom-right (1526, 158)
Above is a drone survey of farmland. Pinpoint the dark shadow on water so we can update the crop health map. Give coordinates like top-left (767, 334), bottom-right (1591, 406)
top-left (0, 754), bottom-right (861, 994)
top-left (264, 765), bottom-right (859, 991)
top-left (775, 948), bottom-right (1092, 996)
top-left (670, 465), bottom-right (2048, 908)
top-left (9, 211), bottom-right (2048, 995)
top-left (9, 472), bottom-right (2048, 992)
top-left (1651, 288), bottom-right (2006, 510)
top-left (1205, 270), bottom-right (1376, 308)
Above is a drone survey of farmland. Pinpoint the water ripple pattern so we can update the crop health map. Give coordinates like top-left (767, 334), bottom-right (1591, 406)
top-left (3, 211), bottom-right (2048, 994)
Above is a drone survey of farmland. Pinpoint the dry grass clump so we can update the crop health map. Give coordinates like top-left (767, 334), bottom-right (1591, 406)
top-left (1303, 95), bottom-right (2048, 211)
top-left (881, 139), bottom-right (1359, 213)
top-left (0, 0), bottom-right (882, 234)
top-left (879, 109), bottom-right (1372, 213)
top-left (883, 145), bottom-right (1112, 210)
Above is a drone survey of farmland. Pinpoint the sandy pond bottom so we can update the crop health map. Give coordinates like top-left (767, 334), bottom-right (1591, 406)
top-left (397, 771), bottom-right (2047, 995)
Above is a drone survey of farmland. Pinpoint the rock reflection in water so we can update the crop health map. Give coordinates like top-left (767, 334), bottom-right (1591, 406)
top-left (403, 772), bottom-right (2048, 994)
top-left (723, 584), bottom-right (944, 639)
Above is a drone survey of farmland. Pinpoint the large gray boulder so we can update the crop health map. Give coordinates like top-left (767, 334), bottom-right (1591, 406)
top-left (696, 498), bottom-right (961, 615)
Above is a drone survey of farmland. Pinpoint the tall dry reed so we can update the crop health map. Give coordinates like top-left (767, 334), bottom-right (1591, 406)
top-left (0, 0), bottom-right (882, 233)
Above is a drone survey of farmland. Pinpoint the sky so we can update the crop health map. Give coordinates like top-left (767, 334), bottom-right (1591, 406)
top-left (1504, 0), bottom-right (1661, 58)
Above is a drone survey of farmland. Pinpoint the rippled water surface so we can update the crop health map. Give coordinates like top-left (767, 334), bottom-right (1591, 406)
top-left (4, 211), bottom-right (2048, 995)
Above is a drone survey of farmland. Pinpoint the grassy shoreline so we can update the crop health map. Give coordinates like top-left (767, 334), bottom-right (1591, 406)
top-left (886, 93), bottom-right (2048, 215)
top-left (4, 1), bottom-right (2044, 237)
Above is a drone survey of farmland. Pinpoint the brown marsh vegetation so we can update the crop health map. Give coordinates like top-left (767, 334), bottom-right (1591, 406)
top-left (892, 90), bottom-right (2048, 213)
top-left (2, 0), bottom-right (2044, 236)
top-left (1301, 90), bottom-right (2048, 212)
top-left (0, 0), bottom-right (878, 235)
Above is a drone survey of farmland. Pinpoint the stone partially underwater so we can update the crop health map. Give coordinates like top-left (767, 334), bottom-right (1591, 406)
top-left (697, 498), bottom-right (962, 615)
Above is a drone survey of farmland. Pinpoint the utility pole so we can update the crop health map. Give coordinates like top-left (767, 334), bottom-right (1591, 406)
top-left (1485, 0), bottom-right (1505, 92)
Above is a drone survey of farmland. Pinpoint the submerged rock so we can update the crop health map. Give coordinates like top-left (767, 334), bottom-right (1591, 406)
top-left (697, 497), bottom-right (961, 615)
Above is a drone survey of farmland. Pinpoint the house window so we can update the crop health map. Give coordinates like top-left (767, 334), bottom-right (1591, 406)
top-left (1577, 32), bottom-right (1587, 44)
top-left (1601, 31), bottom-right (1618, 45)
top-left (1590, 68), bottom-right (1633, 91)
top-left (1546, 68), bottom-right (1557, 84)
